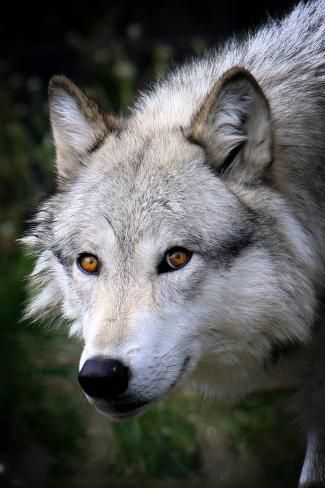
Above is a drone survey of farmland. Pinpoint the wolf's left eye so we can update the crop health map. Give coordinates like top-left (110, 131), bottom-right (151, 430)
top-left (77, 253), bottom-right (99, 274)
top-left (158, 247), bottom-right (192, 273)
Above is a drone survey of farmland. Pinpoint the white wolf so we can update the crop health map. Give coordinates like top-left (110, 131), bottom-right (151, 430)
top-left (23, 1), bottom-right (325, 486)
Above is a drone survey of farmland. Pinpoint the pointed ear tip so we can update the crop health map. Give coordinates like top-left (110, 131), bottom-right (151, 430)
top-left (49, 74), bottom-right (68, 90)
top-left (48, 75), bottom-right (76, 99)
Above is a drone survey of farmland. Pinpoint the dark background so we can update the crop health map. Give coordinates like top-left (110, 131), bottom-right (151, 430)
top-left (2, 1), bottom-right (295, 80)
top-left (0, 1), bottom-right (304, 487)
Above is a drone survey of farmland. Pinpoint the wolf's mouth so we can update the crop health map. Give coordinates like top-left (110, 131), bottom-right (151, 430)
top-left (112, 399), bottom-right (148, 414)
top-left (171, 356), bottom-right (191, 388)
top-left (93, 356), bottom-right (191, 420)
top-left (108, 400), bottom-right (149, 420)
top-left (91, 395), bottom-right (149, 420)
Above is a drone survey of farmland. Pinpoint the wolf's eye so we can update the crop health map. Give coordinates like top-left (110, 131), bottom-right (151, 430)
top-left (158, 247), bottom-right (192, 273)
top-left (77, 253), bottom-right (99, 274)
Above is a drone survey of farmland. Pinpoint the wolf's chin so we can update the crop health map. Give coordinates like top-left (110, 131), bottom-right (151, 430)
top-left (94, 400), bottom-right (150, 421)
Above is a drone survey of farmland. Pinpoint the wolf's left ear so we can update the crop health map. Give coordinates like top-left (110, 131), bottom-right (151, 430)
top-left (186, 67), bottom-right (272, 183)
top-left (49, 75), bottom-right (119, 181)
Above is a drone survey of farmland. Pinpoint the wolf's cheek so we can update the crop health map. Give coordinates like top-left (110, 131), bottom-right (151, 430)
top-left (56, 262), bottom-right (105, 338)
top-left (155, 253), bottom-right (207, 305)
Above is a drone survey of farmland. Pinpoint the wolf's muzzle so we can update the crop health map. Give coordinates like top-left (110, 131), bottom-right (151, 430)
top-left (78, 357), bottom-right (129, 400)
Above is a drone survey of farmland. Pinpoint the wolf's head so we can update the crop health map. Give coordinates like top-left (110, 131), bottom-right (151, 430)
top-left (23, 68), bottom-right (316, 419)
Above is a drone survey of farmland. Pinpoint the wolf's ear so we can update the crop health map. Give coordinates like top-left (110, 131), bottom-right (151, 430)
top-left (49, 75), bottom-right (119, 181)
top-left (186, 67), bottom-right (272, 183)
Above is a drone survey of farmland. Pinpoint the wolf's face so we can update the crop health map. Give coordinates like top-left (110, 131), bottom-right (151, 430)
top-left (24, 70), bottom-right (315, 419)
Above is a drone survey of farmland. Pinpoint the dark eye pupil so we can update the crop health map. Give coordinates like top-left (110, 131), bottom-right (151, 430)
top-left (170, 252), bottom-right (183, 265)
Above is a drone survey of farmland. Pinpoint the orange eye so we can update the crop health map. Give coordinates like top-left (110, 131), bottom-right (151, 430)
top-left (165, 248), bottom-right (192, 270)
top-left (77, 253), bottom-right (99, 274)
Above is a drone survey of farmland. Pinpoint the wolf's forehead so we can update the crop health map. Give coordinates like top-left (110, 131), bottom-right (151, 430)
top-left (58, 135), bottom-right (193, 242)
top-left (61, 129), bottom-right (241, 250)
top-left (96, 128), bottom-right (202, 178)
top-left (86, 132), bottom-right (204, 217)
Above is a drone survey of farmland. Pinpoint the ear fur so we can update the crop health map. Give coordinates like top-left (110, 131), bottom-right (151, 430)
top-left (48, 75), bottom-right (119, 181)
top-left (186, 67), bottom-right (273, 183)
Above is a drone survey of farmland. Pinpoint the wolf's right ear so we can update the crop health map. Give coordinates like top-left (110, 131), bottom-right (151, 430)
top-left (186, 67), bottom-right (272, 183)
top-left (49, 76), bottom-right (119, 181)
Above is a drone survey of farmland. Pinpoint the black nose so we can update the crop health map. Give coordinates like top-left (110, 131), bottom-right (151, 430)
top-left (78, 357), bottom-right (129, 400)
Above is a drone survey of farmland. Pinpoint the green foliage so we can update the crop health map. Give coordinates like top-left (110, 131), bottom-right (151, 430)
top-left (0, 249), bottom-right (86, 481)
top-left (195, 394), bottom-right (303, 487)
top-left (0, 75), bottom-right (54, 225)
top-left (111, 396), bottom-right (200, 480)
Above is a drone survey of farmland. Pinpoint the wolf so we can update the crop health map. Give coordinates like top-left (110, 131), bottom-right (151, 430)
top-left (23, 0), bottom-right (325, 486)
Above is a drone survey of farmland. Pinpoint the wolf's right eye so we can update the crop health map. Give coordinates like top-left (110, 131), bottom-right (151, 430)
top-left (77, 253), bottom-right (99, 275)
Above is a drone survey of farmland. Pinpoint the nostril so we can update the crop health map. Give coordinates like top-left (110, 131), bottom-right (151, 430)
top-left (78, 357), bottom-right (129, 400)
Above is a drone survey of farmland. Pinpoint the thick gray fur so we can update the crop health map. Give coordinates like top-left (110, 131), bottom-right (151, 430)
top-left (22, 1), bottom-right (325, 486)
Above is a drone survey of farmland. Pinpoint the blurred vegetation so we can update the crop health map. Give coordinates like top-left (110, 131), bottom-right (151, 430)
top-left (0, 2), bottom-right (303, 487)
